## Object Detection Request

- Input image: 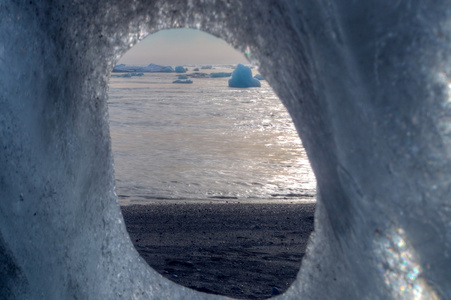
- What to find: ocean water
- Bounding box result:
[108,66,316,205]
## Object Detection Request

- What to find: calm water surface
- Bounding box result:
[108,66,316,204]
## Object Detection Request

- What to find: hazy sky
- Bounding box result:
[118,28,248,65]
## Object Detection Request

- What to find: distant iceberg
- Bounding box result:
[193,68,200,71]
[112,64,130,72]
[254,74,264,80]
[172,79,193,84]
[175,66,187,73]
[112,63,174,73]
[111,72,144,78]
[201,65,212,69]
[210,72,232,78]
[158,66,175,73]
[228,64,261,88]
[177,75,188,79]
[139,64,174,72]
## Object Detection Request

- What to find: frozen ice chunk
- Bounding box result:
[210,72,232,78]
[254,74,264,80]
[193,68,199,71]
[177,75,188,79]
[175,66,187,73]
[159,66,175,72]
[228,64,261,88]
[172,79,193,84]
[4,1,451,300]
[142,64,174,72]
[112,64,129,72]
[201,65,212,69]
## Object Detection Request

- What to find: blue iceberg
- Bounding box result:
[175,66,187,73]
[177,75,188,79]
[254,74,264,80]
[112,64,128,72]
[228,64,261,88]
[160,66,175,72]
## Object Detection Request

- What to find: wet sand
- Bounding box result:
[121,202,315,299]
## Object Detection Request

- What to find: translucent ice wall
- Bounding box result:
[1,1,450,299]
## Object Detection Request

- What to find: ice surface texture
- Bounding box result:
[0,1,450,299]
[228,64,261,87]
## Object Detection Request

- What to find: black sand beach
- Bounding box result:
[121,202,315,299]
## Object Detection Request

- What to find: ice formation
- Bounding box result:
[175,66,187,73]
[177,75,189,79]
[254,74,264,80]
[0,1,450,300]
[228,64,261,88]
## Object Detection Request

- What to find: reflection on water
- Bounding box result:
[108,67,316,204]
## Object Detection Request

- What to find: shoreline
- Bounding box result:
[121,202,315,299]
[118,197,316,206]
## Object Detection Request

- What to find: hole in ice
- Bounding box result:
[108,28,316,299]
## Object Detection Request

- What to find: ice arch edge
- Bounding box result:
[0,1,450,299]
